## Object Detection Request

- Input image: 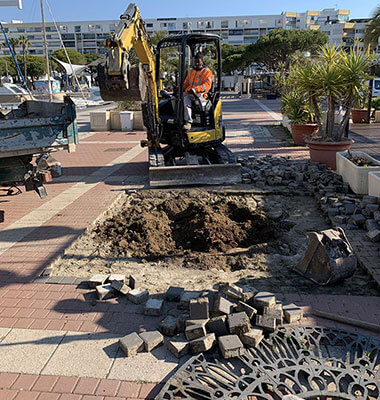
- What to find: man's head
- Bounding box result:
[193,52,204,71]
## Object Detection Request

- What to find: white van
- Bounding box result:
[373,78,380,98]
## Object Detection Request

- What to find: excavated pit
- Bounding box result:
[49,189,380,296]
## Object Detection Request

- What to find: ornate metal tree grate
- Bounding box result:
[157,326,380,400]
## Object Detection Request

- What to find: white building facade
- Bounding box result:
[0,8,377,57]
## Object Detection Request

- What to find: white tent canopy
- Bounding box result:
[52,58,88,77]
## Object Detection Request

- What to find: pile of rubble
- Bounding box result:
[89,275,303,359]
[239,155,380,244]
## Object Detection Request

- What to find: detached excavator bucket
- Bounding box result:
[149,164,241,187]
[98,63,147,102]
[294,228,357,285]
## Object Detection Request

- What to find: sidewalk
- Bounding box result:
[0,98,379,399]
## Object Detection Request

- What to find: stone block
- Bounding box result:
[367,229,380,242]
[89,274,108,289]
[185,324,207,340]
[165,286,184,302]
[139,331,164,352]
[351,214,366,227]
[144,298,164,316]
[263,306,283,324]
[228,312,250,335]
[185,319,208,327]
[344,203,356,215]
[327,208,338,217]
[190,333,216,354]
[363,195,378,204]
[236,301,257,320]
[96,284,115,300]
[119,332,144,357]
[366,204,379,213]
[241,328,264,347]
[127,289,149,304]
[213,295,234,316]
[219,283,244,301]
[167,335,190,358]
[283,303,303,323]
[256,315,276,333]
[334,215,346,224]
[218,335,244,358]
[206,316,228,337]
[179,291,201,310]
[374,211,380,222]
[366,219,380,232]
[129,275,138,290]
[190,297,209,320]
[159,315,177,337]
[111,280,130,295]
[253,292,276,309]
[176,313,189,333]
[108,274,125,284]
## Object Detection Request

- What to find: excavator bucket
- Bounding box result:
[294,228,357,285]
[149,163,241,187]
[97,63,147,102]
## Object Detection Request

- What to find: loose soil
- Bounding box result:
[49,189,380,296]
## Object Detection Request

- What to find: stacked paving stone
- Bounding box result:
[239,155,380,247]
[88,276,304,359]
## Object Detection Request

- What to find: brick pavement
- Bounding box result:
[0,98,379,399]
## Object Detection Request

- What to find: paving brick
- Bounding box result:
[165,286,184,302]
[111,281,130,295]
[73,378,100,395]
[127,289,149,304]
[367,229,380,242]
[96,284,115,300]
[218,335,244,358]
[283,303,303,323]
[185,323,207,340]
[256,314,276,332]
[253,292,276,309]
[139,331,164,352]
[129,275,138,290]
[0,373,19,389]
[59,395,82,400]
[213,295,234,316]
[241,328,264,347]
[263,306,283,324]
[11,375,38,391]
[185,319,208,327]
[13,391,39,400]
[189,297,209,319]
[108,274,126,284]
[119,332,144,357]
[176,313,189,333]
[52,377,79,394]
[228,312,250,334]
[36,393,60,400]
[167,336,190,358]
[95,379,120,396]
[219,283,244,301]
[117,381,141,398]
[88,274,108,289]
[31,375,58,392]
[144,298,163,316]
[206,316,228,337]
[179,291,201,310]
[159,315,177,336]
[0,389,18,400]
[190,333,216,354]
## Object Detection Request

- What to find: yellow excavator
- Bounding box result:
[98,3,241,186]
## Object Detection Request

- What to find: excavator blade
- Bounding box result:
[149,164,241,187]
[98,64,147,102]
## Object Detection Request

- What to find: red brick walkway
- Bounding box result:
[0,99,379,399]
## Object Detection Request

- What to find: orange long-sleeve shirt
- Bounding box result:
[184,66,213,98]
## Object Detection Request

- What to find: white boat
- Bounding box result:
[0,82,31,110]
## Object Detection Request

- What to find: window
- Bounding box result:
[63,41,76,48]
[109,23,116,32]
[244,29,258,35]
[168,22,176,30]
[95,25,102,30]
[160,22,167,29]
[236,19,251,28]
[183,22,190,30]
[16,27,25,32]
[355,29,364,33]
[221,20,228,28]
[88,24,95,32]
[146,23,153,28]
[83,33,96,39]
[259,19,267,24]
[59,25,67,31]
[75,25,81,32]
[374,80,380,90]
[229,29,243,35]
[338,15,349,22]
[26,27,42,32]
[61,33,75,40]
[221,31,228,39]
[244,37,258,44]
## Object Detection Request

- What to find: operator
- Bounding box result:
[183,52,213,130]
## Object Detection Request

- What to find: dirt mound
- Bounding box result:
[93,191,276,260]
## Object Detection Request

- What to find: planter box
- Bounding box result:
[336,151,380,194]
[90,111,110,131]
[110,111,121,130]
[375,110,380,123]
[369,171,380,198]
[133,110,145,130]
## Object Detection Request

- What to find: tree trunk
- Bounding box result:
[326,95,335,139]
[311,95,322,133]
[338,106,352,141]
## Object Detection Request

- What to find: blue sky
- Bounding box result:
[0,0,377,23]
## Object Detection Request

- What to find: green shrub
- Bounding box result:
[372,97,380,111]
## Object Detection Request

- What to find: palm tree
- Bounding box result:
[18,35,32,82]
[364,5,380,49]
[7,37,19,55]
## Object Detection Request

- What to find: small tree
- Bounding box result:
[18,34,32,83]
[26,56,47,83]
[221,44,246,74]
[51,48,86,66]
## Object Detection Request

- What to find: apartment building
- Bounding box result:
[0,8,376,57]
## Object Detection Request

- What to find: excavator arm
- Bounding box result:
[98,3,161,146]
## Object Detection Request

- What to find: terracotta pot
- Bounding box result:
[305,139,353,170]
[290,124,318,145]
[351,109,369,123]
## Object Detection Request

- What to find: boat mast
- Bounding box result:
[40,0,53,101]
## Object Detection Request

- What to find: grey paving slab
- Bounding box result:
[42,331,121,378]
[0,329,64,374]
[0,328,11,341]
[108,340,190,382]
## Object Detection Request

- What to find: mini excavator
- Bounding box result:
[98,3,241,186]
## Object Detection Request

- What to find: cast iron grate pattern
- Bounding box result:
[157,326,380,400]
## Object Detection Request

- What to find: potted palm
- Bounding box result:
[289,45,374,170]
[281,90,318,145]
